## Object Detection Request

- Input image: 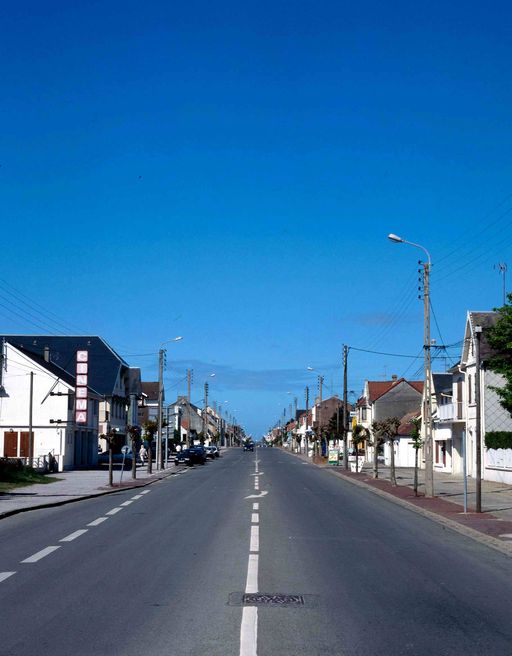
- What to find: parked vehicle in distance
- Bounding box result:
[243,441,254,452]
[205,445,220,459]
[97,450,133,469]
[175,447,207,466]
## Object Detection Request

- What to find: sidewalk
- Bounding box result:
[292,450,512,556]
[0,463,181,519]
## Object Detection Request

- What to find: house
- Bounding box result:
[138,382,160,426]
[169,396,203,442]
[0,341,100,470]
[0,335,142,455]
[357,376,423,460]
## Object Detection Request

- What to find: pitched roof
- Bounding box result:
[468,311,499,362]
[9,343,101,396]
[141,381,159,400]
[367,378,423,403]
[397,410,421,436]
[1,335,128,396]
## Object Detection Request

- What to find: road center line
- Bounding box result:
[120,500,134,506]
[250,525,259,552]
[0,572,16,583]
[252,503,259,510]
[21,546,61,563]
[251,513,259,524]
[131,494,143,499]
[87,517,108,527]
[245,554,259,593]
[105,507,123,515]
[60,529,88,542]
[140,490,151,495]
[240,607,258,656]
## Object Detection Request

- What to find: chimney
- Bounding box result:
[44,346,50,362]
[391,374,398,381]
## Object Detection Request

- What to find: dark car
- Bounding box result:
[243,442,254,452]
[97,450,133,469]
[174,447,207,466]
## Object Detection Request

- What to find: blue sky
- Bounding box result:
[1,0,512,436]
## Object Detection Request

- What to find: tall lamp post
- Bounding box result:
[157,336,183,470]
[307,367,324,457]
[388,233,434,497]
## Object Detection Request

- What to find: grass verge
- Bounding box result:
[0,468,61,493]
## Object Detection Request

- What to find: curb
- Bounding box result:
[282,448,512,558]
[0,466,187,521]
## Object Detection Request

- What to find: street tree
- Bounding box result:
[410,417,423,496]
[126,424,141,480]
[99,428,119,487]
[351,424,369,473]
[486,293,512,418]
[371,418,401,483]
[142,420,158,474]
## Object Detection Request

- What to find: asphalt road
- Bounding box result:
[1,448,512,656]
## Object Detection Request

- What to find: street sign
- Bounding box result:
[121,446,130,455]
[328,448,339,466]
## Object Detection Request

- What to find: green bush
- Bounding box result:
[484,431,512,450]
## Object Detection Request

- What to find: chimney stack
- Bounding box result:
[44,346,50,362]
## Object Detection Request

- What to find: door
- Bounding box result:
[3,431,18,457]
[20,432,33,458]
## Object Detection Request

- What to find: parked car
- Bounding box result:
[205,445,220,459]
[174,447,207,466]
[98,450,133,469]
[243,441,254,452]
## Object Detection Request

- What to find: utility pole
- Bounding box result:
[203,381,209,442]
[318,375,324,457]
[28,371,34,468]
[305,386,309,456]
[187,369,192,447]
[475,325,482,513]
[423,258,434,498]
[342,345,348,470]
[157,348,164,470]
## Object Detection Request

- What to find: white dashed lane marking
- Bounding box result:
[120,500,134,507]
[87,517,109,527]
[105,507,123,516]
[22,546,61,563]
[251,513,259,524]
[0,572,16,583]
[253,503,259,510]
[60,529,88,543]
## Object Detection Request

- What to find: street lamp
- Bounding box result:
[157,336,183,470]
[388,233,434,497]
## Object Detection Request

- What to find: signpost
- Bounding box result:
[328,447,339,466]
[119,445,129,484]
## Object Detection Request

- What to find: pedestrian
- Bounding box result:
[139,444,147,466]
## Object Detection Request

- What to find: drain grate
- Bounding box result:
[242,593,305,607]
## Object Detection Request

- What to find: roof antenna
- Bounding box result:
[494,262,507,305]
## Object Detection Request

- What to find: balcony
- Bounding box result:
[437,402,464,422]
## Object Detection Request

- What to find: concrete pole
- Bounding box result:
[187,369,192,447]
[305,386,309,455]
[423,260,434,497]
[475,325,482,512]
[343,345,348,470]
[157,349,164,470]
[28,371,34,468]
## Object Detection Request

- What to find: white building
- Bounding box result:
[0,342,100,471]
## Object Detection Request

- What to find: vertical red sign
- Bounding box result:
[75,350,88,424]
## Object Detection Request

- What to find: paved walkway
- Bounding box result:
[0,463,181,519]
[290,450,512,555]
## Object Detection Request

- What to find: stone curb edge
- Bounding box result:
[282,448,512,558]
[0,466,186,521]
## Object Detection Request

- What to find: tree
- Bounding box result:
[486,293,512,418]
[410,417,423,496]
[99,428,119,487]
[351,424,369,473]
[371,418,400,483]
[126,425,141,480]
[142,420,158,474]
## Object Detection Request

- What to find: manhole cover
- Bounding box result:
[243,593,305,607]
